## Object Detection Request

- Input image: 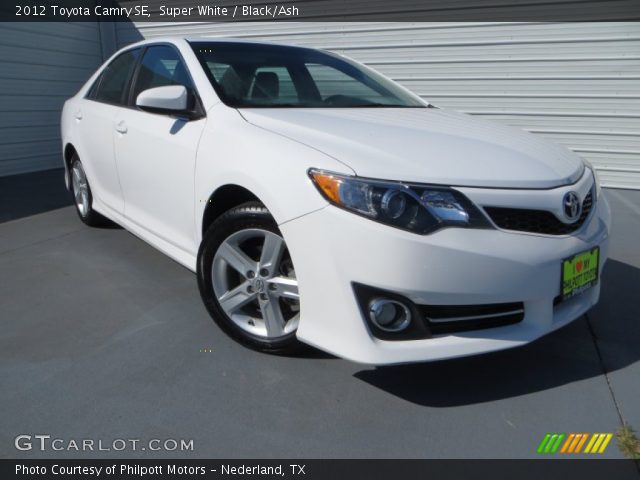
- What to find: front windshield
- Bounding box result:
[190,41,426,108]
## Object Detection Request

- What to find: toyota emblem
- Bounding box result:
[563,191,581,222]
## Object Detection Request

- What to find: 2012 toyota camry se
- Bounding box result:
[60,37,611,364]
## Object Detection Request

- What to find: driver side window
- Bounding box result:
[131,46,194,102]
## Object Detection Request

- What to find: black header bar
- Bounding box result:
[3,459,640,480]
[3,0,640,22]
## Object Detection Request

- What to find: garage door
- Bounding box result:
[0,22,103,176]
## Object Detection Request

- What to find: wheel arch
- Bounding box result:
[63,143,78,189]
[201,184,262,237]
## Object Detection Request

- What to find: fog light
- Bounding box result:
[368,298,412,332]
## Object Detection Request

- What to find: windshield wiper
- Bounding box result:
[242,103,307,108]
[340,103,425,108]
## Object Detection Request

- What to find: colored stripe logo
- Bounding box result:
[537,433,613,454]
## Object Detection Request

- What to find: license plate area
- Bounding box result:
[561,247,600,301]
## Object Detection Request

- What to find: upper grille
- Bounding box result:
[484,190,594,235]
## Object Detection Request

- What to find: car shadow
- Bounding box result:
[92,218,122,229]
[353,259,639,406]
[0,168,122,229]
[0,169,72,223]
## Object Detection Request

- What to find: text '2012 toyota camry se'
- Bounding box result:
[61,37,611,365]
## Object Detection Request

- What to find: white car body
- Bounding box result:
[61,37,611,365]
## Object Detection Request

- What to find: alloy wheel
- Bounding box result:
[71,162,90,217]
[211,228,300,339]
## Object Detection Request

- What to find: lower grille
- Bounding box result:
[484,190,593,235]
[420,302,524,334]
[353,283,525,339]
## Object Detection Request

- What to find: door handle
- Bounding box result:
[74,110,83,120]
[115,121,127,134]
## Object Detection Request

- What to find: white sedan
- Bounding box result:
[61,37,610,364]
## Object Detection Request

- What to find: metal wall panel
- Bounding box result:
[116,21,640,189]
[0,22,103,176]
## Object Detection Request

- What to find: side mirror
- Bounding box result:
[136,85,193,117]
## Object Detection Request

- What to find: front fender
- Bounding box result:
[194,104,354,245]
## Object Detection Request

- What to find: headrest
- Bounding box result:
[252,72,279,99]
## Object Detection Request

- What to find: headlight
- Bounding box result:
[583,159,602,200]
[309,169,492,234]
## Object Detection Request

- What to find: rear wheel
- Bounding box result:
[197,202,303,354]
[70,155,108,227]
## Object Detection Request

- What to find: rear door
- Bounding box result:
[75,48,140,215]
[113,44,207,254]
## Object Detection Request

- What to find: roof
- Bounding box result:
[126,36,310,49]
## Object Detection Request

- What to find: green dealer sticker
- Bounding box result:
[561,247,599,300]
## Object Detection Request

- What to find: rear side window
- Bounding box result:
[131,45,194,101]
[92,49,140,105]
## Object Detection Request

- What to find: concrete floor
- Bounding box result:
[1,180,639,460]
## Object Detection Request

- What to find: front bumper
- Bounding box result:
[280,191,611,365]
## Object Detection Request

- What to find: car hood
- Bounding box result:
[240,107,584,189]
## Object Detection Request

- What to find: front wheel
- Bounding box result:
[197,202,304,354]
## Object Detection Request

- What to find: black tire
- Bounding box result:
[69,154,110,227]
[197,201,304,354]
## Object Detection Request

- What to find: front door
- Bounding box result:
[114,45,206,255]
